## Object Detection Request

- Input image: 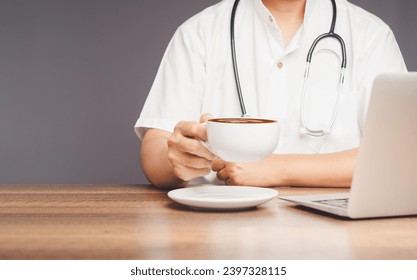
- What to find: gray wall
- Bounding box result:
[1,0,416,184]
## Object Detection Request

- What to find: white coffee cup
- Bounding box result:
[203,117,280,162]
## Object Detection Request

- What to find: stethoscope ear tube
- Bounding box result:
[300,65,346,137]
[230,0,347,136]
[300,0,347,137]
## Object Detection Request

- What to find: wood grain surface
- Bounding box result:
[0,184,416,260]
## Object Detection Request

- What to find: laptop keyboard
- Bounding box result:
[313,198,349,208]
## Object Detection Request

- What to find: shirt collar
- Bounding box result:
[255,0,314,25]
[254,0,314,51]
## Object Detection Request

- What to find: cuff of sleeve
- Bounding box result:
[134,118,178,140]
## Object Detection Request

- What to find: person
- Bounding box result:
[135,0,407,188]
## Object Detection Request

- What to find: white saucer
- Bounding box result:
[167,184,278,210]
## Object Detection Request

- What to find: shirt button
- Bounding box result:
[277,61,284,69]
[269,15,274,23]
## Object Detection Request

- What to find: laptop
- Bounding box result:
[279,72,417,219]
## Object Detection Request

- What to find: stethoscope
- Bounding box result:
[231,0,347,137]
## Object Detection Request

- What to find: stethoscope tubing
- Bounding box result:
[230,0,347,136]
[230,0,246,116]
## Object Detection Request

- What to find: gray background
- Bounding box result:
[1,0,416,184]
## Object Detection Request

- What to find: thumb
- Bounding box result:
[199,113,214,123]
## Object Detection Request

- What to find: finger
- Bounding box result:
[200,113,214,123]
[172,163,212,182]
[211,157,226,172]
[216,168,229,181]
[176,121,207,141]
[169,147,213,169]
[172,135,216,161]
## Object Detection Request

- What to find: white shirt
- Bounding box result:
[135,0,406,183]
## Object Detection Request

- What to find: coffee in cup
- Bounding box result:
[203,117,280,162]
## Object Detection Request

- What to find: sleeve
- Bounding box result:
[356,23,407,132]
[134,26,207,140]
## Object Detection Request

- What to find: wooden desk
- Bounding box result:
[0,184,416,260]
